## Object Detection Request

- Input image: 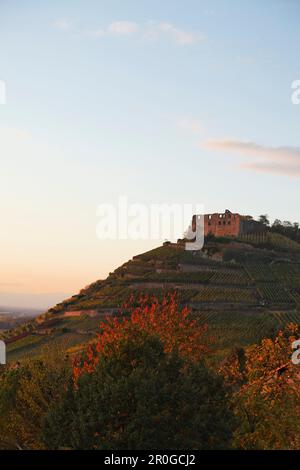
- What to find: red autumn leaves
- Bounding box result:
[73,293,209,384]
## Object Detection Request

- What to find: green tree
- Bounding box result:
[258,214,270,226]
[0,366,24,449]
[0,348,71,449]
[44,332,235,450]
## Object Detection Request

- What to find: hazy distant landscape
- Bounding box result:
[0,307,41,331]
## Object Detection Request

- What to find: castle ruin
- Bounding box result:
[192,209,265,238]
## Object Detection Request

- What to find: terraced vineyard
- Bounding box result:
[240,231,300,252]
[244,262,277,282]
[6,314,103,362]
[45,247,300,313]
[5,236,300,364]
[256,283,294,304]
[209,269,250,285]
[268,232,300,252]
[127,287,199,304]
[196,309,280,353]
[271,263,300,288]
[142,271,213,283]
[290,289,300,305]
[141,269,250,285]
[192,286,257,303]
[271,309,300,326]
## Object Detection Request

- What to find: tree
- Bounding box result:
[270,218,300,244]
[0,347,71,450]
[258,214,270,226]
[73,293,210,383]
[220,324,300,449]
[0,366,23,449]
[283,220,293,228]
[44,333,235,450]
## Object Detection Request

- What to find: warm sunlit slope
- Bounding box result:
[3,232,300,363]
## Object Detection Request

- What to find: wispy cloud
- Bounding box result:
[242,162,300,176]
[87,21,139,38]
[204,139,300,177]
[107,21,139,35]
[53,18,204,45]
[153,22,204,45]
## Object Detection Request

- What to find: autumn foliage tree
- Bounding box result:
[73,293,209,383]
[44,334,234,450]
[220,323,300,449]
[43,295,234,450]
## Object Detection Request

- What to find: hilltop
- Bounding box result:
[3,223,300,363]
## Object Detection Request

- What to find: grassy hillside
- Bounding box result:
[3,233,300,363]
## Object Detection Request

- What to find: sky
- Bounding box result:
[0,0,300,309]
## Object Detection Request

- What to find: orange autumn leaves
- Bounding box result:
[219,323,300,449]
[220,323,300,391]
[73,293,209,383]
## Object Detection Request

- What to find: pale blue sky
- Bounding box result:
[0,0,300,308]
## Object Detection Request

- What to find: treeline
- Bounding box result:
[259,214,300,243]
[271,219,300,243]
